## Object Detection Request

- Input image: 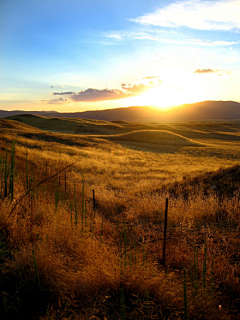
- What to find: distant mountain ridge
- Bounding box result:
[1,101,240,121]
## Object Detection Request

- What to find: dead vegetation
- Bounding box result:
[0,117,240,319]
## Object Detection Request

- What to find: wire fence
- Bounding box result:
[87,192,240,264]
[2,156,239,265]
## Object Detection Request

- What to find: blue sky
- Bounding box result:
[1,0,240,112]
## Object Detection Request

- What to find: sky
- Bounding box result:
[1,0,240,112]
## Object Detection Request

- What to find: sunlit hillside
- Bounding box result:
[0,116,240,319]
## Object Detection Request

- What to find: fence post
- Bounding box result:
[93,189,96,211]
[64,171,67,197]
[162,197,168,265]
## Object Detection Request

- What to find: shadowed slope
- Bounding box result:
[167,164,240,198]
[6,114,128,135]
[106,130,202,146]
[0,119,115,149]
[0,119,42,132]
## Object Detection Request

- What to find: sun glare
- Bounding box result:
[127,73,209,109]
[140,87,188,109]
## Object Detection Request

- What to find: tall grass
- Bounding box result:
[0,120,240,319]
[0,141,16,200]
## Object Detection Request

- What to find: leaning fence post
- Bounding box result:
[162,197,168,265]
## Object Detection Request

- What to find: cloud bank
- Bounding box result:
[52,84,152,102]
[131,0,240,31]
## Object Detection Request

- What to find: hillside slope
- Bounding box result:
[6,114,131,135]
[106,130,201,146]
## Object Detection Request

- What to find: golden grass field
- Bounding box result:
[0,115,240,319]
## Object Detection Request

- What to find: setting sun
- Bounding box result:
[139,86,197,109]
[126,73,208,109]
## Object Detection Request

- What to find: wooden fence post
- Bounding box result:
[162,197,168,265]
[64,171,67,197]
[93,189,96,211]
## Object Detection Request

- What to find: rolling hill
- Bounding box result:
[106,130,201,146]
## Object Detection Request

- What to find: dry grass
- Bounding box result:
[0,117,240,319]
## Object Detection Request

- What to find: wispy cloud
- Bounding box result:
[194,69,215,74]
[131,0,240,32]
[104,4,240,52]
[42,98,66,104]
[143,76,160,79]
[105,29,238,47]
[52,91,75,95]
[194,69,232,76]
[52,84,154,103]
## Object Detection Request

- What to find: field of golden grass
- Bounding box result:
[0,115,240,319]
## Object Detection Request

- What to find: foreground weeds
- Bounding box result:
[0,128,239,319]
